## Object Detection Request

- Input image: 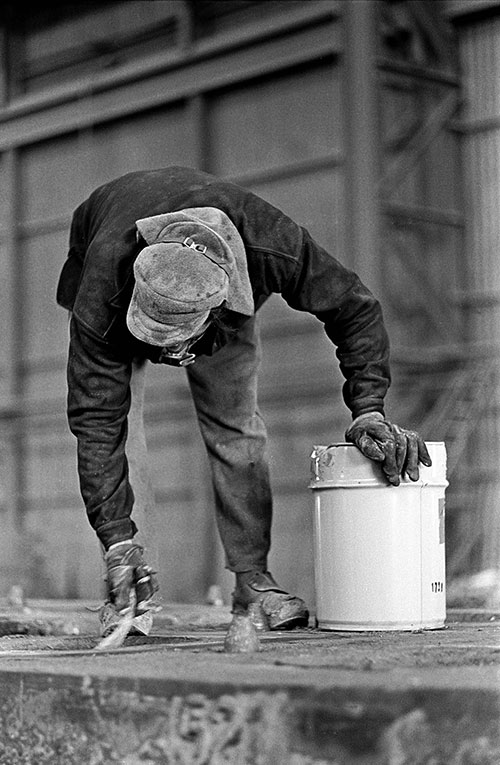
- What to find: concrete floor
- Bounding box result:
[0,601,498,764]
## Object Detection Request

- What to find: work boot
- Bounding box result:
[232,571,309,630]
[98,601,153,638]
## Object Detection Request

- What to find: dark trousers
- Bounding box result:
[186,315,272,573]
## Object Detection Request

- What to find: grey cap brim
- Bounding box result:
[126,289,210,347]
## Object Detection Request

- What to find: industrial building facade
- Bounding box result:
[0,0,497,608]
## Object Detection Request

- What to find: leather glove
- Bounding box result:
[104,540,159,615]
[345,412,432,486]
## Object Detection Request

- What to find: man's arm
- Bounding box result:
[318,274,390,419]
[67,316,137,548]
[279,227,390,417]
[67,317,159,615]
[279,226,431,482]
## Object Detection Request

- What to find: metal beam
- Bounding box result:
[0,0,338,118]
[0,22,339,150]
[456,115,500,135]
[2,149,21,410]
[342,0,381,292]
[379,57,460,87]
[444,0,500,19]
[384,200,464,227]
[379,90,460,198]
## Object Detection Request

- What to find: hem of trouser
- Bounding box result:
[97,519,138,550]
[227,565,267,574]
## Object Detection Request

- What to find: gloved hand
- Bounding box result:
[104,540,158,615]
[345,412,432,486]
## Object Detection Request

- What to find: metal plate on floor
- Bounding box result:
[0,629,324,656]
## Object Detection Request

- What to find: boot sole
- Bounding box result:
[268,613,310,630]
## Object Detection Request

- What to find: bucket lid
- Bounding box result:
[309,442,447,488]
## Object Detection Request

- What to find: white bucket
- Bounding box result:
[309,442,447,631]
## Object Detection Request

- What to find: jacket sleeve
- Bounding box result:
[67,316,137,548]
[281,227,391,418]
[56,202,88,311]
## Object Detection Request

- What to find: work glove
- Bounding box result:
[104,540,159,615]
[345,412,432,486]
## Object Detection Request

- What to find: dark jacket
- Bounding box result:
[57,166,391,546]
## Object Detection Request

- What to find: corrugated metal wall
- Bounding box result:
[453,7,500,572]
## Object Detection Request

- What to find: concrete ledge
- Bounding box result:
[0,663,498,764]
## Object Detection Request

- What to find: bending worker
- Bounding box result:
[56,166,431,633]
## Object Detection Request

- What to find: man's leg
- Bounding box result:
[186,317,309,629]
[186,316,271,573]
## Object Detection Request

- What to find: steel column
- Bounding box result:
[342,0,381,294]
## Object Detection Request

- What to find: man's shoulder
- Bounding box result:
[89,166,213,196]
[77,166,229,219]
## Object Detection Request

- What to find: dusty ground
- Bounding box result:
[0,600,498,677]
